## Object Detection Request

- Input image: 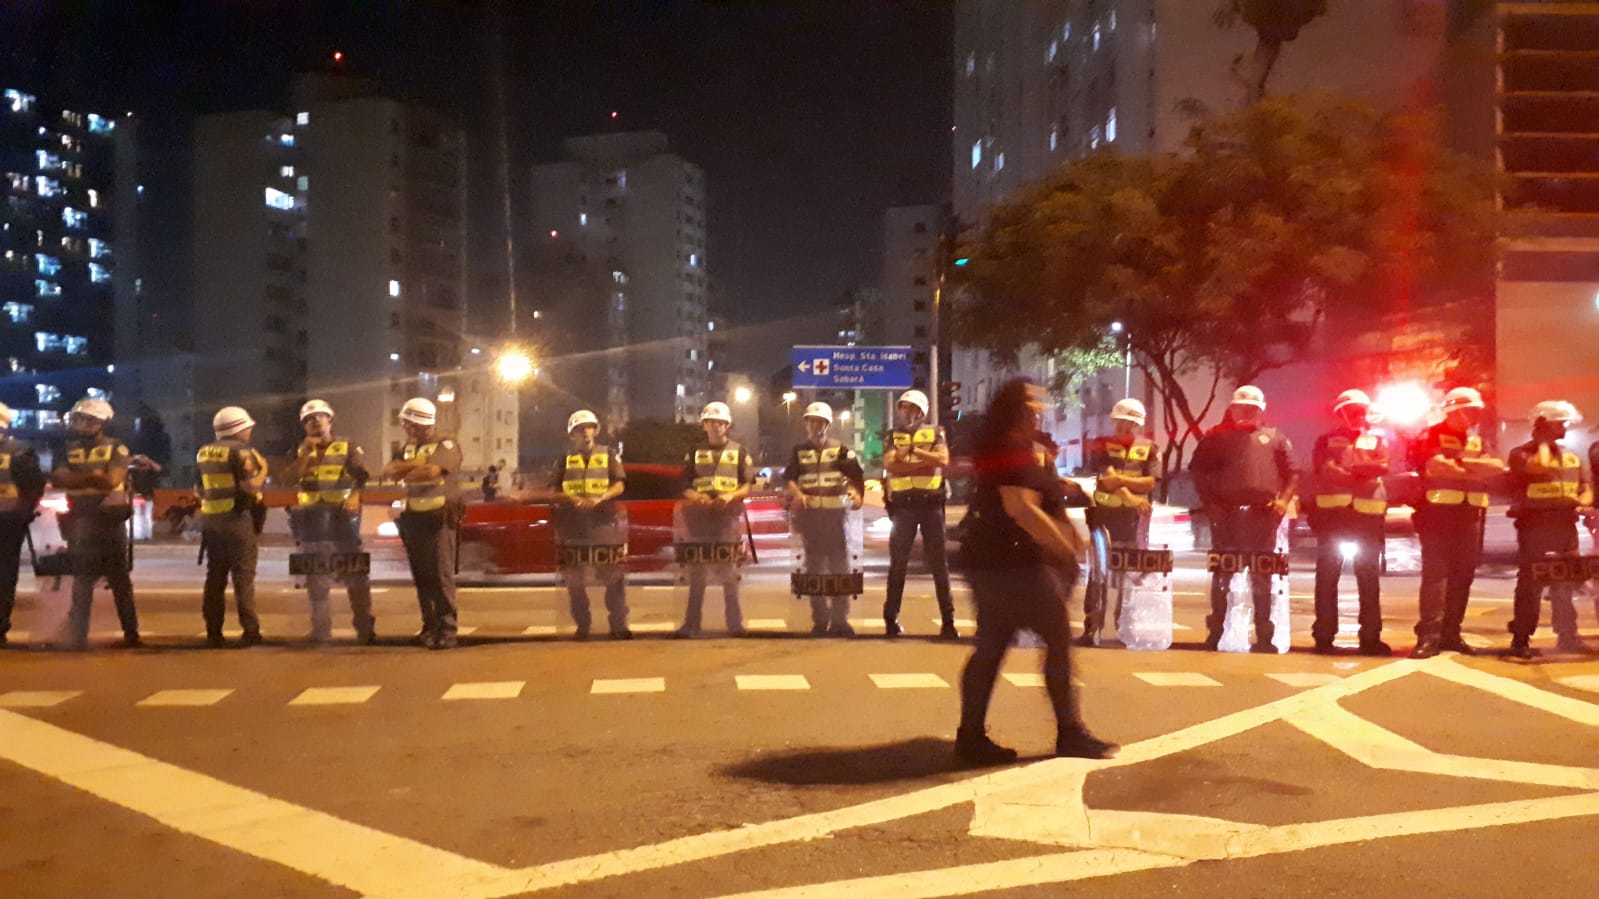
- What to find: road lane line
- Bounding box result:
[744,618,789,631]
[1559,675,1599,694]
[442,681,525,701]
[1132,672,1221,687]
[735,675,810,691]
[868,673,949,689]
[522,625,559,636]
[590,678,665,694]
[1424,658,1599,726]
[0,690,82,708]
[288,686,380,706]
[137,689,233,707]
[1266,673,1344,688]
[1002,673,1045,688]
[0,708,511,898]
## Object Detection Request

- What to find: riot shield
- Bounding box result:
[790,504,864,606]
[555,502,630,592]
[1113,543,1174,650]
[673,500,748,633]
[1215,516,1292,654]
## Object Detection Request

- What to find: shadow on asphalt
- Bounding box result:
[721,737,967,785]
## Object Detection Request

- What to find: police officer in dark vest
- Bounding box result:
[1080,397,1159,645]
[1188,385,1298,652]
[883,388,957,639]
[1408,387,1506,659]
[1309,389,1392,656]
[52,397,139,649]
[280,398,374,645]
[674,401,754,637]
[1505,400,1593,658]
[197,406,267,648]
[0,402,46,647]
[382,397,463,650]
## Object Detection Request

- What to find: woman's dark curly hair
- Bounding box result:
[976,377,1037,454]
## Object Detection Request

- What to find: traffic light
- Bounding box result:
[939,381,962,411]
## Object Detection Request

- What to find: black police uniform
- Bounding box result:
[1409,422,1497,654]
[1308,424,1390,651]
[0,434,45,645]
[1506,437,1589,654]
[59,433,138,647]
[196,436,264,645]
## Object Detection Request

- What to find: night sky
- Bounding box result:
[0,1,953,377]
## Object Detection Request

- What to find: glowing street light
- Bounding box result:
[733,385,753,404]
[1372,382,1431,428]
[782,391,797,406]
[495,347,536,385]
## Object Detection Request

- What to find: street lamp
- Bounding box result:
[494,346,536,385]
[1109,321,1130,396]
[734,385,753,404]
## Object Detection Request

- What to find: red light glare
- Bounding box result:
[610,111,619,120]
[332,51,345,63]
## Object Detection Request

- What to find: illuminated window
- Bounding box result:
[279,133,295,146]
[6,172,26,191]
[34,332,63,352]
[1050,125,1059,151]
[1089,125,1101,150]
[1063,22,1072,41]
[65,335,88,355]
[264,187,295,211]
[971,140,982,169]
[62,207,87,229]
[35,254,60,276]
[296,111,310,126]
[389,279,401,298]
[1106,107,1117,143]
[280,165,295,178]
[995,152,1005,172]
[389,352,400,362]
[579,212,588,226]
[85,387,108,400]
[3,302,32,323]
[965,52,974,77]
[87,114,114,135]
[676,384,685,398]
[1047,40,1058,64]
[4,89,35,113]
[1108,9,1116,32]
[88,238,110,259]
[34,384,58,404]
[688,253,698,267]
[35,176,60,197]
[35,279,60,299]
[297,175,308,191]
[1093,22,1101,51]
[35,150,61,172]
[89,262,110,283]
[87,189,100,208]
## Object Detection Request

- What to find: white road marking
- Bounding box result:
[523,625,559,636]
[1425,658,1599,726]
[1133,672,1222,687]
[1558,675,1599,695]
[590,678,665,695]
[137,689,233,707]
[735,675,810,691]
[288,686,380,706]
[1002,673,1045,688]
[442,681,525,701]
[928,618,978,629]
[630,621,678,633]
[1267,673,1345,688]
[0,690,82,708]
[868,673,949,689]
[456,626,479,636]
[744,618,789,630]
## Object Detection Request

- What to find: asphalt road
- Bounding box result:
[1,544,1597,898]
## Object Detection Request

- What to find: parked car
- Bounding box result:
[458,463,789,576]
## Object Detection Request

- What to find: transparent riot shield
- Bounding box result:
[672,500,749,634]
[790,502,864,633]
[554,502,630,594]
[1113,544,1174,650]
[1215,516,1292,654]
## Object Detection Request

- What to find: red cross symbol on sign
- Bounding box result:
[813,358,829,376]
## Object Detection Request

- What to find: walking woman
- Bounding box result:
[956,378,1118,765]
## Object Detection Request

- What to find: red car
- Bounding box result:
[458,463,788,575]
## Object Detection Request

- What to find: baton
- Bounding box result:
[743,506,759,565]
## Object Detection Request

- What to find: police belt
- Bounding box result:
[791,571,864,596]
[288,552,371,576]
[1107,547,1173,573]
[1206,551,1291,576]
[1520,555,1599,584]
[674,542,748,565]
[557,544,629,568]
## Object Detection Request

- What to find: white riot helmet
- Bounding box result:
[1230,385,1266,410]
[1530,400,1581,426]
[70,397,114,422]
[897,389,930,416]
[1333,389,1372,414]
[399,397,436,426]
[700,402,732,424]
[1109,397,1147,427]
[1441,386,1485,413]
[567,409,600,433]
[802,402,833,423]
[299,399,335,421]
[0,402,13,428]
[212,406,255,438]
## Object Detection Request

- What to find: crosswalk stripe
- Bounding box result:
[631,622,678,634]
[929,618,978,629]
[1002,673,1045,688]
[735,675,811,691]
[523,625,559,636]
[0,690,82,708]
[1557,675,1599,695]
[745,618,789,631]
[456,626,479,636]
[868,673,949,689]
[288,686,380,706]
[441,681,524,701]
[590,677,665,695]
[1133,672,1222,687]
[1268,673,1346,688]
[137,689,233,707]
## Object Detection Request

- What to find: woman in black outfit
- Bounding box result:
[956,378,1118,765]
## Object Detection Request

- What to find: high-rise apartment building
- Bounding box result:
[192,74,511,468]
[528,132,709,445]
[0,84,135,438]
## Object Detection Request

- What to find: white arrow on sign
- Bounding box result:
[798,361,810,373]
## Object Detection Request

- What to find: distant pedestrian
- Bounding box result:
[955,378,1116,766]
[482,465,500,501]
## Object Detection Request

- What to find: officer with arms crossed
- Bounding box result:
[674,401,754,638]
[52,397,140,650]
[1079,397,1159,646]
[196,407,268,647]
[1188,385,1298,653]
[1504,400,1594,658]
[883,388,958,639]
[784,402,866,636]
[280,399,375,645]
[533,410,630,640]
[0,402,46,647]
[1309,389,1392,656]
[1408,387,1506,659]
[382,397,463,650]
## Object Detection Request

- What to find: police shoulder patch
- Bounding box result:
[439,439,456,450]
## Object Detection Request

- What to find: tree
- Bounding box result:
[616,419,703,464]
[1214,0,1329,104]
[952,93,1498,474]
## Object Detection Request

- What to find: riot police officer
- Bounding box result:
[538,409,630,640]
[1188,385,1297,652]
[1409,387,1506,659]
[1080,397,1159,646]
[382,397,462,650]
[280,399,375,645]
[0,402,46,647]
[1309,389,1392,656]
[1505,401,1593,658]
[52,397,140,649]
[784,402,866,636]
[883,388,957,639]
[196,407,267,647]
[674,401,754,638]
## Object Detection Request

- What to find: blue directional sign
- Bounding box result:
[791,345,914,390]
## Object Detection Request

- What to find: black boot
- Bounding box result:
[1504,637,1535,660]
[884,619,902,638]
[1056,726,1118,759]
[1409,637,1441,660]
[1357,639,1392,657]
[938,617,959,640]
[1438,636,1476,656]
[955,727,1018,766]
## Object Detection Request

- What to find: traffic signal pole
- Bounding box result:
[929,238,943,428]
